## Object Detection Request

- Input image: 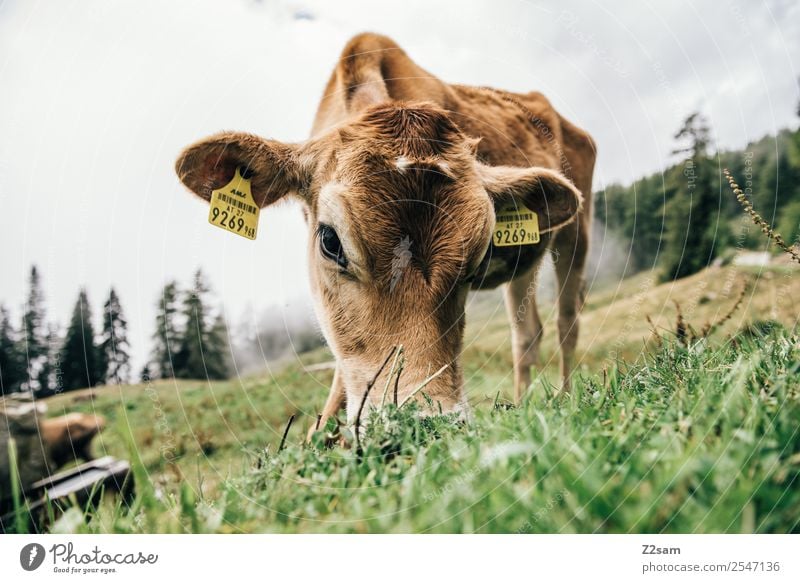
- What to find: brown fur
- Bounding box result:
[40,413,105,469]
[175,33,596,433]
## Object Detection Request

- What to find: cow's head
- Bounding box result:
[176,102,581,419]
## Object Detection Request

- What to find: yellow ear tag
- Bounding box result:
[208,167,259,240]
[493,202,540,247]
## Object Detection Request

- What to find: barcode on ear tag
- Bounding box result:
[208,167,260,240]
[493,202,540,246]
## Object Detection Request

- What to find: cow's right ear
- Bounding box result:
[175,131,312,208]
[477,163,583,233]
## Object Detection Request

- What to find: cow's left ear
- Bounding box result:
[175,131,313,208]
[477,163,583,233]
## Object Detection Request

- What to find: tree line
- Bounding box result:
[144,269,231,384]
[0,267,231,397]
[596,106,800,281]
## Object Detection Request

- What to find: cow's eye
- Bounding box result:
[318,224,347,268]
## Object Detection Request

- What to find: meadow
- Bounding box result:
[28,263,800,533]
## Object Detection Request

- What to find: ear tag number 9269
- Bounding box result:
[208,167,260,240]
[493,201,540,247]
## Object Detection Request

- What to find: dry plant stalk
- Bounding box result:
[674,300,688,347]
[167,460,184,482]
[278,415,295,452]
[393,360,404,406]
[700,281,748,338]
[399,364,450,408]
[646,314,663,348]
[380,345,404,406]
[724,169,800,264]
[354,346,397,455]
[666,281,748,347]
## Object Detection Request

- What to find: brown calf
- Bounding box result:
[176,33,596,432]
[40,413,106,469]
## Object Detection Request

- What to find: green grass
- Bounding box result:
[12,265,799,533]
[31,325,800,534]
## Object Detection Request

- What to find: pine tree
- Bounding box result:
[36,323,62,397]
[174,270,211,379]
[60,289,99,392]
[204,313,231,380]
[151,281,180,379]
[97,288,131,385]
[661,113,721,281]
[628,174,669,271]
[20,265,47,392]
[139,364,152,384]
[0,305,24,395]
[777,199,800,247]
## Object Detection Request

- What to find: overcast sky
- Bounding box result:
[1,0,798,372]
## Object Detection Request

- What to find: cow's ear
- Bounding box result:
[478,163,583,233]
[175,131,312,208]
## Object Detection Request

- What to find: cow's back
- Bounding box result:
[312,34,594,178]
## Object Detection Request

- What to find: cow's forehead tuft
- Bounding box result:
[343,102,466,159]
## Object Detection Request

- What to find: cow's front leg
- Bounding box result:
[504,265,543,403]
[553,217,589,393]
[307,366,346,441]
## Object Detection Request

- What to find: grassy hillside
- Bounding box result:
[27,264,800,533]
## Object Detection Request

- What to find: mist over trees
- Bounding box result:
[231,301,324,375]
[596,107,800,279]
